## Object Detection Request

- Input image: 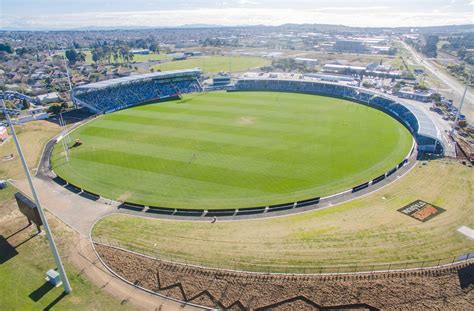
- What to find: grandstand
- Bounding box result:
[72,69,202,113]
[232,78,444,155]
[70,70,443,155]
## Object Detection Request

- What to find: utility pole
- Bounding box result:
[454,71,471,124]
[62,54,75,109]
[454,84,468,124]
[1,99,72,294]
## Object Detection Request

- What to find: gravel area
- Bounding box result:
[96,244,474,310]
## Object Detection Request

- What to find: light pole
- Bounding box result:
[62,54,75,109]
[1,98,72,293]
[454,71,471,124]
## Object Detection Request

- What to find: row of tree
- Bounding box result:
[91,44,135,64]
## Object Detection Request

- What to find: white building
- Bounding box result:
[130,49,150,55]
[294,58,320,66]
[36,92,60,104]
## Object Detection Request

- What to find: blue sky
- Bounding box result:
[1,0,473,29]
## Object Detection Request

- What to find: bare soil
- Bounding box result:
[96,244,474,310]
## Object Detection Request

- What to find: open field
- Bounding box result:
[0,185,134,310]
[152,55,271,73]
[0,121,61,180]
[93,160,474,272]
[51,91,412,209]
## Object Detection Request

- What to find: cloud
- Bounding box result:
[1,7,473,29]
[239,0,260,5]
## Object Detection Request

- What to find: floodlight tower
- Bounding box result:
[62,54,75,108]
[1,98,72,294]
[454,71,471,124]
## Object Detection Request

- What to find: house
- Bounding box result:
[130,49,150,55]
[117,67,131,77]
[36,92,60,104]
[294,58,320,66]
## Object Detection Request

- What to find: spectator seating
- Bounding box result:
[72,69,202,113]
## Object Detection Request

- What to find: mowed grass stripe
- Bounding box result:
[137,99,354,124]
[75,124,323,162]
[69,135,315,178]
[52,91,413,209]
[72,149,306,193]
[78,122,397,172]
[79,122,317,151]
[138,92,349,116]
[111,109,328,137]
[56,158,271,206]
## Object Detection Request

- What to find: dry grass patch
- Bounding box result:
[0,121,60,179]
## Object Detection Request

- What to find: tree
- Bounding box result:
[15,47,29,56]
[92,50,100,63]
[65,49,79,64]
[21,99,30,110]
[421,35,439,58]
[0,43,13,54]
[76,51,86,63]
[149,42,159,53]
[430,93,442,103]
[458,120,467,128]
[47,104,63,115]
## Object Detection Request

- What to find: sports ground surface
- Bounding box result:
[52,91,413,209]
[93,160,474,273]
[152,55,271,73]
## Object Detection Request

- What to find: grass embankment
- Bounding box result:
[93,160,473,273]
[0,121,60,180]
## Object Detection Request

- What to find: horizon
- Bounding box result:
[1,0,474,30]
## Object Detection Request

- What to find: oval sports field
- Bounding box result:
[51,91,413,209]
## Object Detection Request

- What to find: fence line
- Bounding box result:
[92,236,473,275]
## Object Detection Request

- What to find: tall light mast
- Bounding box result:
[1,98,72,294]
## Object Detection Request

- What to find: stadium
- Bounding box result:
[20,69,472,309]
[50,69,442,214]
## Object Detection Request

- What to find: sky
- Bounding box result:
[0,0,473,30]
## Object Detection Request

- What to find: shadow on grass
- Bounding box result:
[0,235,19,264]
[44,291,67,310]
[29,281,55,302]
[29,281,68,310]
[13,231,40,249]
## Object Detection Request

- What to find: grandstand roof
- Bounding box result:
[75,69,201,90]
[399,100,440,140]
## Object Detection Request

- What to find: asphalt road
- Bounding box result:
[399,40,473,121]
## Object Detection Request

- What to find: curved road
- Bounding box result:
[399,40,473,121]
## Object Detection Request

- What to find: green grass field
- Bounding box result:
[52,91,412,209]
[152,55,271,73]
[92,160,474,273]
[0,186,134,310]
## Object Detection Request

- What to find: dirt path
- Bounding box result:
[10,177,114,236]
[68,235,202,310]
[8,178,204,310]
